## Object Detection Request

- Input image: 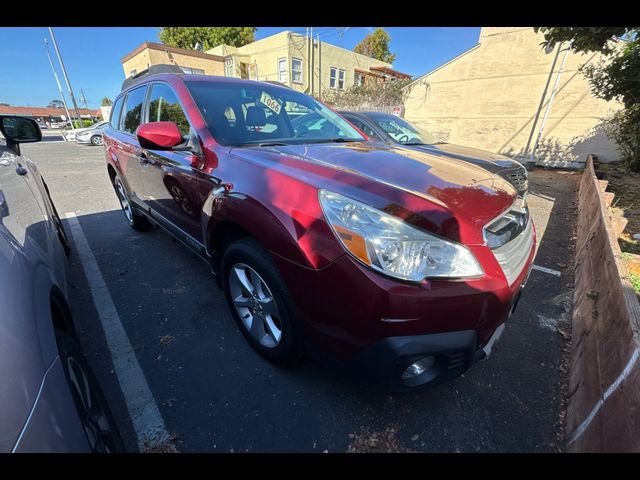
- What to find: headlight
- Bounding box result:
[318,190,484,282]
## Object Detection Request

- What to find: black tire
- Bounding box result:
[91,135,103,146]
[55,329,125,453]
[221,237,303,365]
[112,174,152,231]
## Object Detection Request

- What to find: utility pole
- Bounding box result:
[310,27,315,96]
[48,27,83,127]
[317,33,322,101]
[528,43,571,167]
[80,88,89,109]
[44,37,73,139]
[523,43,562,169]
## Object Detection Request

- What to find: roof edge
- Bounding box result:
[403,43,480,90]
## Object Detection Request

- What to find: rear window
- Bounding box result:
[122,85,147,134]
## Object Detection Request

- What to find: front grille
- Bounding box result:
[445,351,467,371]
[492,218,534,286]
[503,168,528,193]
[484,198,534,286]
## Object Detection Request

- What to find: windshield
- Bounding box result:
[185,80,365,147]
[370,114,440,145]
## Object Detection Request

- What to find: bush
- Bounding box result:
[604,104,640,171]
[70,120,94,128]
[321,79,412,109]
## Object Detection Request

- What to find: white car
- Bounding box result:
[65,121,108,141]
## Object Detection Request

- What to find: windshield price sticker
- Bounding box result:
[260,92,282,115]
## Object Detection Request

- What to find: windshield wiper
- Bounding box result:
[403,142,428,146]
[254,142,288,147]
[311,138,358,144]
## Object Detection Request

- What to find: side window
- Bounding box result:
[122,85,147,134]
[110,96,124,130]
[147,83,190,137]
[346,117,378,138]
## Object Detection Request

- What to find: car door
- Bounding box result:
[115,85,148,207]
[137,82,209,247]
[0,142,56,452]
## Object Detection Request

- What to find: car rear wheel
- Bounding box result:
[55,329,125,452]
[221,237,303,365]
[91,135,103,146]
[112,174,151,231]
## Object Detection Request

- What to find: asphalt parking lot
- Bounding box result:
[23,131,578,452]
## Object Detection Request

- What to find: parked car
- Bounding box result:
[338,111,529,196]
[0,115,123,452]
[75,121,108,146]
[65,121,108,142]
[103,65,536,390]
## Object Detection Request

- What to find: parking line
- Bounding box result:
[532,264,562,277]
[64,211,169,451]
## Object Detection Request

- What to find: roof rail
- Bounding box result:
[121,64,184,91]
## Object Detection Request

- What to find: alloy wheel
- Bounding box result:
[65,356,117,452]
[114,178,133,224]
[228,263,283,348]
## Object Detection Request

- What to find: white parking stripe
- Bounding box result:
[64,212,169,451]
[532,264,562,277]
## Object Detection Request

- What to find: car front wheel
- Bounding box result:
[221,237,303,365]
[91,135,103,146]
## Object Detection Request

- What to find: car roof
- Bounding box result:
[121,72,295,98]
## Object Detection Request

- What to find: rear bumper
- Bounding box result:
[12,357,90,452]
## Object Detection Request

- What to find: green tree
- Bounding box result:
[48,99,64,109]
[158,27,256,51]
[101,97,112,106]
[354,28,396,63]
[0,102,9,106]
[535,27,640,169]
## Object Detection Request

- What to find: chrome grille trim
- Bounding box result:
[502,168,528,193]
[483,197,530,248]
[492,218,534,286]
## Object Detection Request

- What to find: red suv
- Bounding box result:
[103,65,536,389]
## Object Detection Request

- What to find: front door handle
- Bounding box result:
[15,164,28,176]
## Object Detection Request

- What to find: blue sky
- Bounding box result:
[0,27,481,109]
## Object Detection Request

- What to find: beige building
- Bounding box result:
[404,27,622,167]
[206,30,411,97]
[121,42,226,78]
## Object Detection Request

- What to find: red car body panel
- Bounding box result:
[103,73,536,370]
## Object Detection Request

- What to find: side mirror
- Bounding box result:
[0,115,41,154]
[136,121,183,150]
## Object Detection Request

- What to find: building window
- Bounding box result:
[292,58,303,84]
[338,69,345,90]
[354,72,364,87]
[225,57,235,77]
[278,58,288,83]
[330,67,337,89]
[179,66,205,75]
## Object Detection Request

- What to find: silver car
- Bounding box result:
[74,121,108,146]
[0,115,123,452]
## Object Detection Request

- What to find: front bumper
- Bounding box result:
[272,222,536,388]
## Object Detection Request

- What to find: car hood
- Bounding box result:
[230,142,517,233]
[411,143,520,171]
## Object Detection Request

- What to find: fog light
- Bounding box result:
[401,356,435,380]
